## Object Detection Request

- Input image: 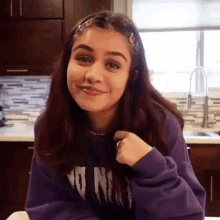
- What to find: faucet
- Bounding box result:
[187,66,209,128]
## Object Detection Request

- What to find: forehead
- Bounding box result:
[73,27,131,58]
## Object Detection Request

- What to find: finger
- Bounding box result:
[117,147,123,155]
[116,154,125,164]
[113,131,129,142]
[116,154,122,163]
[116,140,122,150]
[116,154,120,162]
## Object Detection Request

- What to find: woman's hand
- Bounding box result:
[113,131,153,167]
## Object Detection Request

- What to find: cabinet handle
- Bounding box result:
[210,176,213,202]
[20,0,22,17]
[10,0,13,17]
[28,147,34,150]
[7,69,28,72]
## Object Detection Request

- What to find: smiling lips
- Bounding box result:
[80,86,106,93]
[82,88,105,96]
[78,86,106,96]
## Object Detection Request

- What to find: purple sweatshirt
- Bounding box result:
[25,113,206,219]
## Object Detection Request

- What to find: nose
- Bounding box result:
[84,62,104,83]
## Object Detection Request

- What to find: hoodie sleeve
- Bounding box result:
[25,153,101,220]
[129,115,207,220]
[25,113,101,220]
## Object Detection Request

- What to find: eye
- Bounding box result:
[76,56,91,63]
[107,62,120,69]
[75,55,120,69]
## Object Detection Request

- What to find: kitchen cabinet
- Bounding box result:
[0,20,63,76]
[0,142,34,220]
[0,0,11,19]
[188,144,220,217]
[197,170,220,216]
[0,0,63,20]
[0,0,113,76]
[0,0,23,19]
[22,0,63,19]
[0,0,64,76]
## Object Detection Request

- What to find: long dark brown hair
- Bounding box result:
[34,10,184,199]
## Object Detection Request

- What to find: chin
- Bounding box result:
[82,106,105,112]
[75,101,107,112]
[74,96,119,114]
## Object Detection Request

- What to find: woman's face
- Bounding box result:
[67,27,132,115]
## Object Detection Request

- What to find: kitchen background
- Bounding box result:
[1,75,220,130]
[1,1,220,219]
[1,0,220,131]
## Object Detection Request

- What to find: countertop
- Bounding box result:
[0,121,220,144]
[0,121,34,142]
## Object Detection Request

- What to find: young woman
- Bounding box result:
[25,10,206,220]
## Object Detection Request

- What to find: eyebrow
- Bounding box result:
[72,44,127,63]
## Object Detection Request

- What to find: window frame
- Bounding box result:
[137,26,220,94]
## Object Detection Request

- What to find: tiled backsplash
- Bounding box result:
[0,76,50,123]
[0,75,220,130]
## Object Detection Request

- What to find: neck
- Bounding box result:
[85,107,119,134]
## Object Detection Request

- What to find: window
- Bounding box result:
[204,30,220,89]
[140,31,197,92]
[133,0,220,93]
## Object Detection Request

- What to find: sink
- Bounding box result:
[183,129,220,137]
[191,132,209,136]
[190,131,220,137]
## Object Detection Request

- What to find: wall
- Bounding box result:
[0,75,220,130]
[0,76,50,123]
[113,0,132,19]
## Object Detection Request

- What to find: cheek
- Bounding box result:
[67,63,83,82]
[67,67,79,94]
[111,77,129,98]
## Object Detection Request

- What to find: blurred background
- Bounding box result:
[0,0,220,130]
